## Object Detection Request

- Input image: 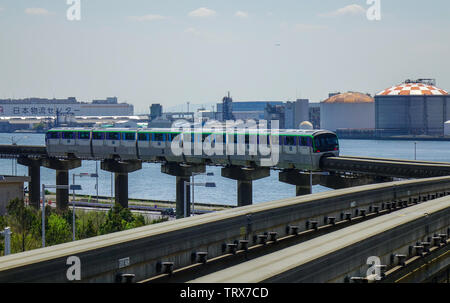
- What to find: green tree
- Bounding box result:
[99,204,126,234]
[46,213,72,246]
[6,198,38,252]
[99,204,149,234]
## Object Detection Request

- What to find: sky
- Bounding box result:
[1,0,449,113]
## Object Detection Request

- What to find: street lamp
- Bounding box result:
[71,173,94,241]
[191,172,214,215]
[183,181,216,218]
[0,227,11,256]
[41,184,70,248]
[309,171,330,194]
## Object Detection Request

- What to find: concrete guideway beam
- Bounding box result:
[42,158,82,211]
[17,157,42,209]
[161,163,206,219]
[101,160,142,208]
[318,174,392,190]
[222,166,270,206]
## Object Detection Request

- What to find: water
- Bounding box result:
[1,133,450,206]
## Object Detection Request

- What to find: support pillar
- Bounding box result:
[101,160,142,208]
[221,166,270,207]
[42,158,82,211]
[279,169,319,197]
[176,176,191,218]
[17,157,42,209]
[161,162,205,219]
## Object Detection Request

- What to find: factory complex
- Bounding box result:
[2,78,450,140]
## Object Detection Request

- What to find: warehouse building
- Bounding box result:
[320,91,375,132]
[0,97,133,117]
[375,79,450,136]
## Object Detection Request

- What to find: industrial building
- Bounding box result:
[0,97,133,117]
[375,79,450,136]
[216,93,310,129]
[0,176,30,215]
[320,91,375,132]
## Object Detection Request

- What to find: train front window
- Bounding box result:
[314,134,339,153]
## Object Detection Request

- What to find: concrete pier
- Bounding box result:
[42,158,82,211]
[17,157,42,209]
[221,166,270,206]
[279,169,319,196]
[161,162,205,219]
[101,160,142,208]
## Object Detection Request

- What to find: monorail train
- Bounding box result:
[45,127,339,170]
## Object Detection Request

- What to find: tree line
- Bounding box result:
[0,198,167,255]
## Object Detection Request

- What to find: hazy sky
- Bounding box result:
[1,0,449,113]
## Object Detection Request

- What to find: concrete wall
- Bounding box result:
[1,176,450,282]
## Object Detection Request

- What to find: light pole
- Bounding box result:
[183,181,216,218]
[309,171,330,194]
[414,142,417,160]
[41,184,73,248]
[0,227,11,256]
[71,173,93,241]
[191,172,214,216]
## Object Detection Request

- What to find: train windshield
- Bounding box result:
[313,133,339,153]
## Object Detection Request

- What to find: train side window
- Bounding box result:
[138,133,148,141]
[152,133,164,141]
[78,132,90,140]
[62,132,74,139]
[47,132,60,139]
[300,137,307,146]
[285,136,296,146]
[306,137,312,147]
[92,132,104,140]
[123,132,135,141]
[106,132,120,140]
[244,134,250,145]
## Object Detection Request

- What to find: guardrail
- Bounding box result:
[321,156,450,178]
[188,193,450,283]
[1,176,450,282]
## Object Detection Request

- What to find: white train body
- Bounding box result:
[45,127,339,171]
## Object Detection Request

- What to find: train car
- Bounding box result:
[45,127,339,170]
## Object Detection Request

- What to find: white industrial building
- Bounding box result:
[375,79,450,136]
[0,97,133,117]
[320,92,375,132]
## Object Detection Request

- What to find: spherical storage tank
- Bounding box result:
[375,79,450,135]
[299,121,313,130]
[320,92,375,131]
